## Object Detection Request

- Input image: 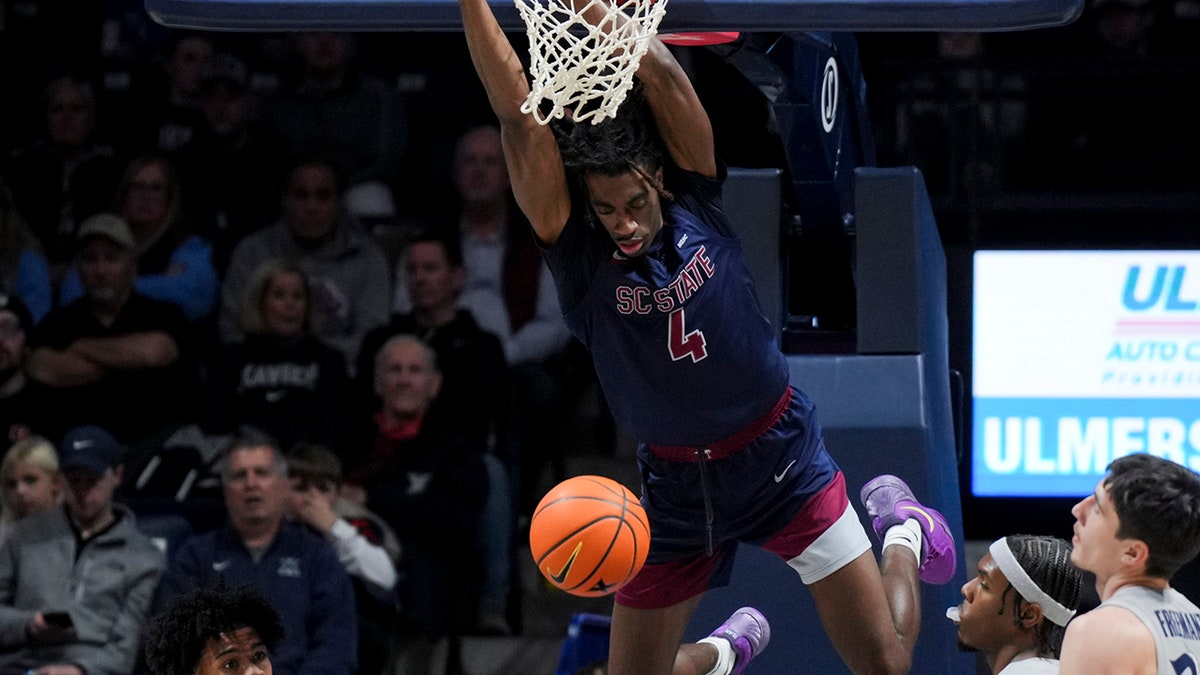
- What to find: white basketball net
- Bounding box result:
[515,0,669,125]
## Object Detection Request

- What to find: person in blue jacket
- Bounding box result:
[156,428,357,675]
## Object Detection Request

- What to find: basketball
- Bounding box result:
[529,475,651,597]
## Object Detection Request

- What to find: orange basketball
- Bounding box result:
[529,475,651,597]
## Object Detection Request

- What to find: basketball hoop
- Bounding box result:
[659,31,740,45]
[514,0,669,125]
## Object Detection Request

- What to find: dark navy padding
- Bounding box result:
[146,0,1082,32]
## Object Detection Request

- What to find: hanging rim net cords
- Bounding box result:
[515,0,669,124]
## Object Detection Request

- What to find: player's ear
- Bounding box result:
[1122,539,1151,570]
[1018,601,1044,630]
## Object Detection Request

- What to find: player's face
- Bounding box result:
[585,167,664,258]
[196,626,272,675]
[1070,481,1126,576]
[262,272,308,338]
[3,461,58,519]
[405,242,463,314]
[223,446,289,530]
[953,552,1023,653]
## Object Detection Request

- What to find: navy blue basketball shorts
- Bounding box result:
[615,387,872,610]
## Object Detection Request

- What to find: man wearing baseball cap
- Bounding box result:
[0,424,165,675]
[26,214,200,443]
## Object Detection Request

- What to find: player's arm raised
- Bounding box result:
[459,0,572,244]
[635,39,717,178]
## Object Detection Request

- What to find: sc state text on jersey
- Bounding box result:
[613,246,716,315]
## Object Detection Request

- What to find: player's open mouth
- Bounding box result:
[617,237,644,255]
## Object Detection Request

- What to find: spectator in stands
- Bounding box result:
[265,32,407,192]
[143,585,284,675]
[128,31,215,154]
[0,176,52,323]
[347,335,488,674]
[2,76,120,274]
[221,155,390,367]
[209,260,349,451]
[393,125,570,515]
[0,424,166,675]
[358,230,507,449]
[0,293,57,444]
[26,213,199,444]
[157,428,357,675]
[356,231,513,634]
[0,435,61,544]
[286,442,399,675]
[1091,0,1157,60]
[60,154,219,322]
[175,52,288,277]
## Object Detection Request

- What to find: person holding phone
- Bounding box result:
[0,425,166,675]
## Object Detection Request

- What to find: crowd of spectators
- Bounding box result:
[0,5,593,673]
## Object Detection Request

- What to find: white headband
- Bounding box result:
[990,537,1077,627]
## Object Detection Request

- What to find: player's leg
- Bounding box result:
[608,595,700,675]
[808,549,918,674]
[609,598,771,675]
[806,474,956,674]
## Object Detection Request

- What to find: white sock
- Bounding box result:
[698,636,737,675]
[883,518,924,566]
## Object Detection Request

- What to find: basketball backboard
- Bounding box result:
[146,0,1083,33]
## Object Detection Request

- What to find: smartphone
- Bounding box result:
[43,612,73,629]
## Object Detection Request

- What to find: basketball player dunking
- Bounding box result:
[457,0,958,671]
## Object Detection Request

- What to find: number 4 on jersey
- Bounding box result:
[668,308,708,363]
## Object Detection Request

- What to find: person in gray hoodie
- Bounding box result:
[219,155,390,370]
[0,425,165,675]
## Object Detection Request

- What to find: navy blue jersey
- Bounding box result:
[542,165,789,446]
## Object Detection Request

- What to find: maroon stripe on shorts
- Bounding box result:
[761,471,850,560]
[647,386,792,462]
[615,546,725,609]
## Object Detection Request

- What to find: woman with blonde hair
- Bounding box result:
[0,436,62,542]
[209,259,348,452]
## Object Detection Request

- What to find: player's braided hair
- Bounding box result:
[1000,535,1083,658]
[552,82,672,200]
[1106,453,1200,578]
[144,584,284,675]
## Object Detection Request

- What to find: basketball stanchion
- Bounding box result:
[529,475,651,597]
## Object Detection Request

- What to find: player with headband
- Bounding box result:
[950,535,1084,674]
